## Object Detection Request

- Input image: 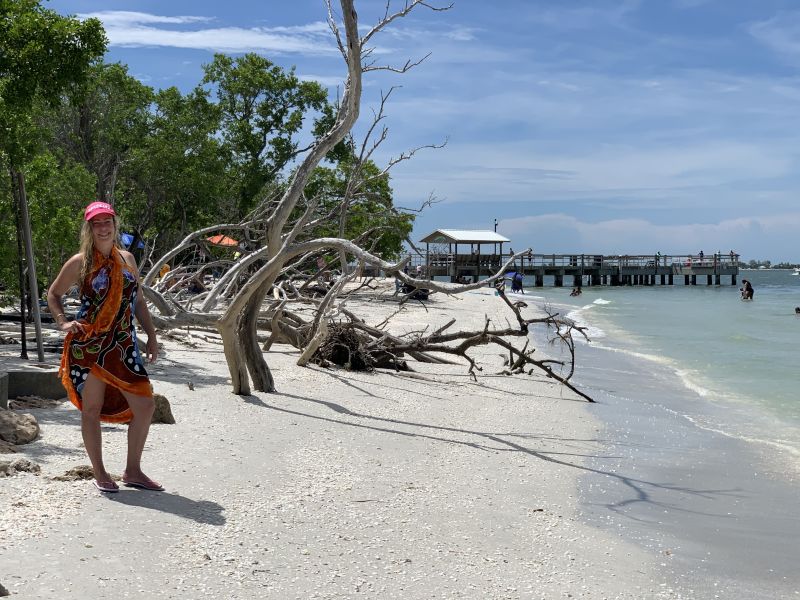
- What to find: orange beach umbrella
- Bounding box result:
[206,234,238,247]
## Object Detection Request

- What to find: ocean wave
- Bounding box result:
[661,407,800,474]
[585,335,800,473]
[587,341,718,397]
[565,305,606,340]
[586,340,673,366]
[674,369,711,397]
[562,297,614,340]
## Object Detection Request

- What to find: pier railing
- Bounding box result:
[408,253,739,270]
[400,252,740,287]
[524,254,738,269]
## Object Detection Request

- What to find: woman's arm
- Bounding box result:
[47,254,86,334]
[122,250,159,363]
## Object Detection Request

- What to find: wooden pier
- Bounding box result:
[408,252,740,287]
[410,230,739,287]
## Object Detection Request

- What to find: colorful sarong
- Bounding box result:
[59,248,152,423]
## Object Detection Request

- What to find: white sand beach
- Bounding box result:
[0,284,680,599]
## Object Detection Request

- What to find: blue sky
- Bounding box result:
[47,0,800,261]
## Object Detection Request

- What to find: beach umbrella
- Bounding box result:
[206,234,238,247]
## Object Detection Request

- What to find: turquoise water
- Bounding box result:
[523,269,800,465]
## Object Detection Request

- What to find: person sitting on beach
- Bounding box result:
[157,263,171,281]
[570,287,582,297]
[740,279,754,300]
[188,276,206,294]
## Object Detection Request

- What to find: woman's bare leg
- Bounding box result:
[81,374,115,486]
[120,391,157,484]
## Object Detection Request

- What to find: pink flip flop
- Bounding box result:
[122,478,164,491]
[93,479,119,493]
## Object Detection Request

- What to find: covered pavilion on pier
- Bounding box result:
[418,229,511,282]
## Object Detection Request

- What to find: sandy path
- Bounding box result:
[0,284,678,598]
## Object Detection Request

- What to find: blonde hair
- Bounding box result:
[79,215,124,281]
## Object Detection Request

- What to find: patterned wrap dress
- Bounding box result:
[59,248,153,423]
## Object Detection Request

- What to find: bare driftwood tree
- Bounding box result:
[140,0,452,393]
[139,0,592,402]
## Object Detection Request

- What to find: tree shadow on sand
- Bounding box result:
[242,391,741,522]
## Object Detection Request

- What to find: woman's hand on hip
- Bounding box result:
[145,335,159,364]
[61,320,87,335]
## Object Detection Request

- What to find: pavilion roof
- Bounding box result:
[419,229,511,244]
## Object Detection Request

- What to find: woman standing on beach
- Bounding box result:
[47,201,162,493]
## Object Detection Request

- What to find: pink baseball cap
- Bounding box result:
[84,201,116,221]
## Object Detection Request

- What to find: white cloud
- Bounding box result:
[298,74,344,87]
[383,24,479,42]
[78,11,337,54]
[523,0,641,31]
[496,213,800,260]
[749,11,800,61]
[672,0,715,8]
[79,11,214,26]
[264,22,333,35]
[385,136,793,208]
[445,26,479,42]
[366,64,800,224]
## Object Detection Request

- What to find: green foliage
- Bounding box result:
[119,85,229,248]
[747,259,773,269]
[0,0,107,162]
[0,0,106,299]
[0,150,94,296]
[0,1,107,105]
[24,152,95,285]
[303,160,414,259]
[0,3,409,282]
[0,156,17,300]
[202,53,328,215]
[43,62,153,201]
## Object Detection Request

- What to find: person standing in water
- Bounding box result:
[740,279,754,300]
[47,202,162,493]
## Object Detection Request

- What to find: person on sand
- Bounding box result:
[47,201,162,494]
[511,271,524,293]
[157,262,171,281]
[188,275,206,294]
[740,279,754,301]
